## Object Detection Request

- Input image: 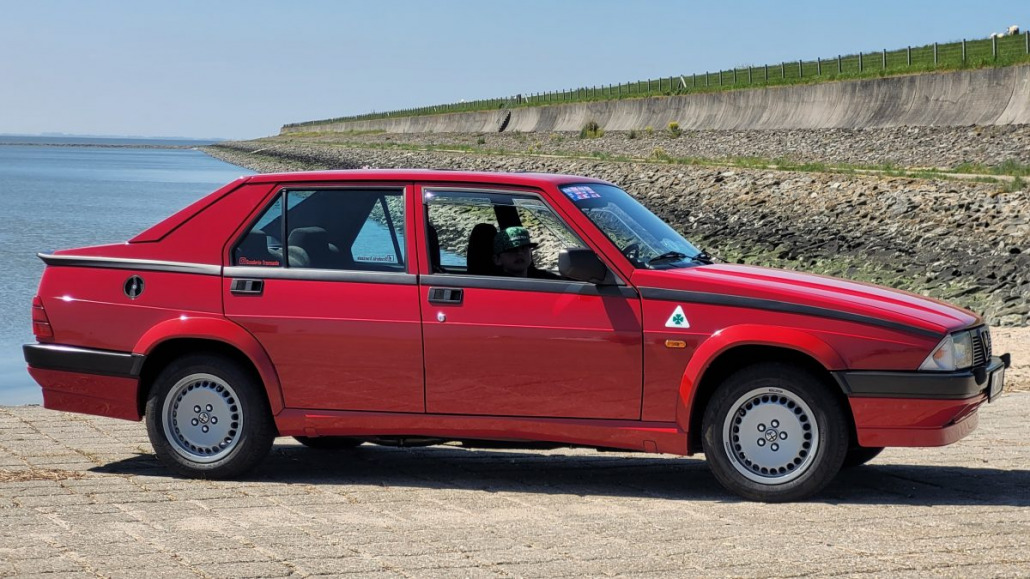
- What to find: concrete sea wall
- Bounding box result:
[283,66,1030,135]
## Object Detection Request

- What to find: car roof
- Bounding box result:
[242,169,612,187]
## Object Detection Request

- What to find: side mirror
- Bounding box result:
[559,248,614,285]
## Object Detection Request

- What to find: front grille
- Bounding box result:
[970,326,991,367]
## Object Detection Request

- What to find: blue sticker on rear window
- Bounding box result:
[563,185,602,201]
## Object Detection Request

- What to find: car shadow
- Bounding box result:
[91,443,1030,507]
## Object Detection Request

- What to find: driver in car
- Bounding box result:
[493,226,560,279]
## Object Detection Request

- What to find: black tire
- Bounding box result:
[842,445,884,468]
[145,354,275,479]
[702,363,848,502]
[293,436,363,450]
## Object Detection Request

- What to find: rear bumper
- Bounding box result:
[23,343,143,421]
[840,355,1010,447]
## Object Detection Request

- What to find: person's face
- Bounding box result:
[493,245,533,276]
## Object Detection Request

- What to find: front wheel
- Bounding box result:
[702,363,848,502]
[146,354,275,479]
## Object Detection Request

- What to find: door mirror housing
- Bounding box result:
[559,248,615,285]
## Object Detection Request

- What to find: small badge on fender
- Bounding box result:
[665,305,690,328]
[124,275,145,299]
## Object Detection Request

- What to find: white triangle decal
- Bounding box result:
[665,305,690,328]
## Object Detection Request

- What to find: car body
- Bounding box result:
[23,170,1010,501]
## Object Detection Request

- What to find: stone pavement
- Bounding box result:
[0,394,1027,578]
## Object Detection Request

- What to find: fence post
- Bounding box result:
[859,53,863,72]
[749,66,753,84]
[765,64,769,81]
[781,62,785,78]
[934,43,938,65]
[962,39,966,62]
[907,46,911,66]
[799,60,803,78]
[838,55,842,73]
[817,57,821,76]
[992,35,997,59]
[882,49,886,69]
[1026,30,1029,54]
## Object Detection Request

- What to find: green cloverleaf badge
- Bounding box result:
[665,305,690,328]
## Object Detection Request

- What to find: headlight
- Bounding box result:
[919,331,975,372]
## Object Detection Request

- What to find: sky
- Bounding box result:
[0,0,1026,140]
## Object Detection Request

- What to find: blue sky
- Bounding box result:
[0,0,1026,140]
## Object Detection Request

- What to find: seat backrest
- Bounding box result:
[234,231,277,266]
[466,223,499,275]
[427,224,443,273]
[288,226,337,268]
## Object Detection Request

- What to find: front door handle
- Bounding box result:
[230,278,264,295]
[428,287,463,304]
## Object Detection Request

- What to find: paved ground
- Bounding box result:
[0,394,1027,578]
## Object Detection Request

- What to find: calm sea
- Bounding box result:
[0,138,255,405]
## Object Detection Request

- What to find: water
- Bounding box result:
[0,141,254,405]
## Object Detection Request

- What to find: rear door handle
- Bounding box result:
[428,287,463,304]
[230,278,264,295]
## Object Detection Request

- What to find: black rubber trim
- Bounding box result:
[638,287,941,338]
[224,266,416,285]
[38,254,221,276]
[833,356,1007,399]
[420,274,638,298]
[23,343,144,379]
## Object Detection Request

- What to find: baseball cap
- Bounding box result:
[493,226,538,254]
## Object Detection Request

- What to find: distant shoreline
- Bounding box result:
[0,141,205,150]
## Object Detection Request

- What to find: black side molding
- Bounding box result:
[23,344,144,379]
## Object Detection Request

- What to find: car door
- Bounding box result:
[418,185,643,420]
[223,183,425,412]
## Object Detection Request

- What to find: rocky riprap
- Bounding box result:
[206,128,1030,326]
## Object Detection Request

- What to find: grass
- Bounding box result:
[286,34,1030,127]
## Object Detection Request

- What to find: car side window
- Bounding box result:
[424,189,584,277]
[233,188,406,272]
[234,196,285,267]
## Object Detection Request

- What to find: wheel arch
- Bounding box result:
[677,327,855,453]
[134,318,284,418]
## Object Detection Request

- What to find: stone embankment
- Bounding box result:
[207,127,1030,326]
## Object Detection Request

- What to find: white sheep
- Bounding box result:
[1007,25,1020,35]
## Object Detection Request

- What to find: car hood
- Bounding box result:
[631,263,979,335]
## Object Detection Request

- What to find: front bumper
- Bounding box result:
[834,354,1010,400]
[835,354,1010,447]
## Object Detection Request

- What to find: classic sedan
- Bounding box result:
[23,170,1010,501]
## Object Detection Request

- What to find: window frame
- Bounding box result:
[227,184,411,277]
[421,185,589,281]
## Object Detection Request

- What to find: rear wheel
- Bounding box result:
[146,354,275,478]
[293,436,363,450]
[702,363,848,502]
[842,445,884,468]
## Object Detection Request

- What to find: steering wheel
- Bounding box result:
[621,243,641,265]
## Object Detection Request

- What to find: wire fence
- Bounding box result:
[284,32,1030,129]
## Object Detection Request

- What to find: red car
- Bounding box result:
[23,170,1009,501]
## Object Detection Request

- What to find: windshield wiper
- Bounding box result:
[647,251,689,267]
[648,250,714,268]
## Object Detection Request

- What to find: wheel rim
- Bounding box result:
[162,373,243,464]
[722,387,819,484]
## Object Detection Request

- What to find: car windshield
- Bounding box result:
[560,183,704,269]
